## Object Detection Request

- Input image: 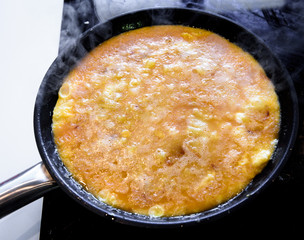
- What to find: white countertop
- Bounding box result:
[0,1,62,239]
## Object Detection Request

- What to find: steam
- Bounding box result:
[93,0,182,23]
[40,0,304,107]
[59,4,82,54]
[204,0,285,12]
[219,1,304,85]
[43,0,183,102]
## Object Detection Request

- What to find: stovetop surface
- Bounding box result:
[40,0,304,238]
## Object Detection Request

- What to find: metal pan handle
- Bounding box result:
[0,162,58,218]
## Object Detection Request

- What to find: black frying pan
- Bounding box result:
[0,8,299,227]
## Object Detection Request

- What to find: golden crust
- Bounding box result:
[52,25,280,217]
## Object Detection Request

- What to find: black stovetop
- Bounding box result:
[40,0,304,238]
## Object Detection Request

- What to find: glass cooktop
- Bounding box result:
[40,0,304,238]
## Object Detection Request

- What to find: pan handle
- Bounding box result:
[0,162,58,219]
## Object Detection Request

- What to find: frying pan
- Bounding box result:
[0,8,299,227]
